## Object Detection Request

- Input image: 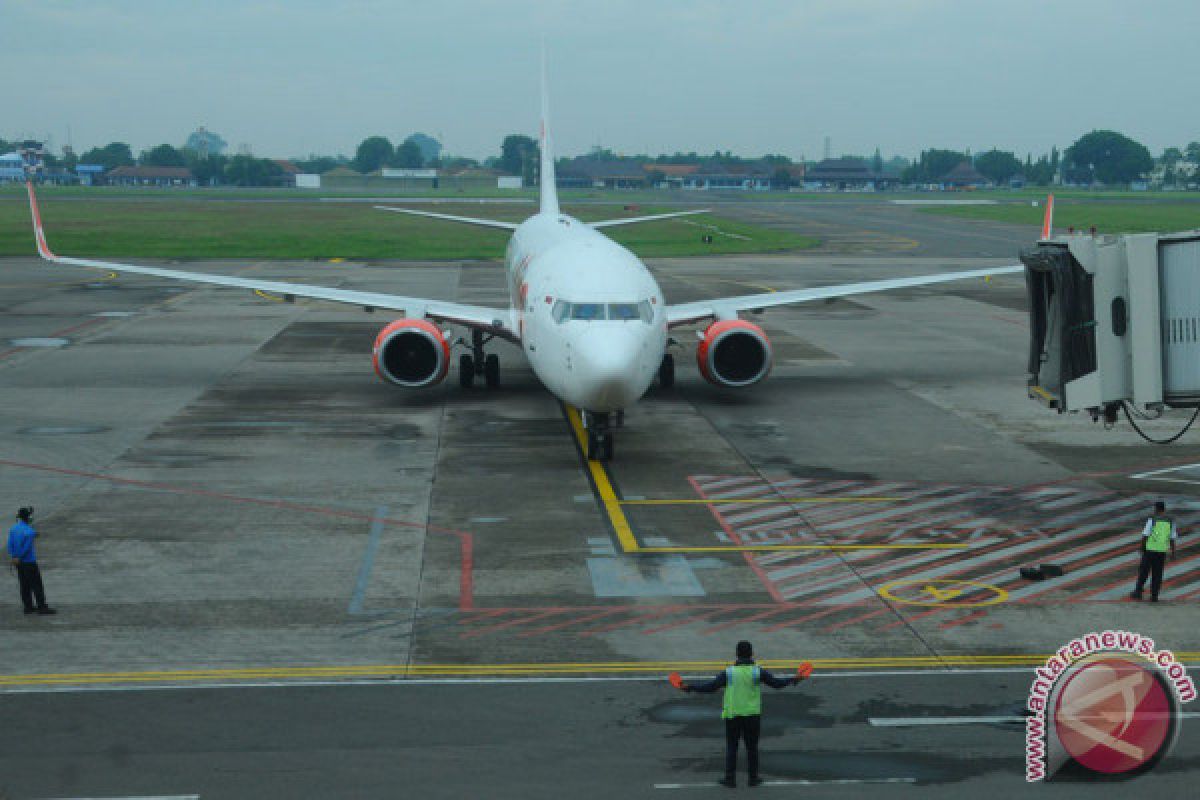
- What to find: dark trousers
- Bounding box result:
[15,562,48,611]
[724,715,761,779]
[1134,550,1167,599]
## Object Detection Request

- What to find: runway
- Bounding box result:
[2,199,1199,796]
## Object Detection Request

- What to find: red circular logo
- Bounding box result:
[1053,656,1174,774]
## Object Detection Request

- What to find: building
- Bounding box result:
[0,152,23,183]
[557,158,648,189]
[644,164,699,189]
[682,162,772,191]
[940,161,990,190]
[75,164,107,186]
[106,165,196,187]
[273,160,301,187]
[804,157,879,190]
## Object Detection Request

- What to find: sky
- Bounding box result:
[3,0,1197,163]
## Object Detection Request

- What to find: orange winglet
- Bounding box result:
[1040,194,1055,240]
[796,662,814,680]
[669,671,684,690]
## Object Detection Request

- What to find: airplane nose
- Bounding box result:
[573,331,648,411]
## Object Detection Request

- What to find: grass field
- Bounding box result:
[922,200,1200,234]
[0,193,816,260]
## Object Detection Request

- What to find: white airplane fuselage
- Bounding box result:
[504,212,667,413]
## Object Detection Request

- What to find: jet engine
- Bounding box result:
[696,319,772,387]
[372,319,451,388]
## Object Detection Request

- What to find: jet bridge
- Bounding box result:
[1024,229,1200,441]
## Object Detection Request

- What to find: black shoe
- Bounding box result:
[23,607,35,615]
[748,775,763,787]
[1130,592,1142,600]
[718,776,736,788]
[36,607,56,615]
[1151,597,1159,603]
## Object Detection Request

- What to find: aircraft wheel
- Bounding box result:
[459,354,475,388]
[659,353,675,388]
[602,434,614,461]
[484,354,500,388]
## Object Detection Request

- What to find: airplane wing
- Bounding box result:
[590,209,711,229]
[26,182,517,339]
[665,265,1026,326]
[374,205,519,231]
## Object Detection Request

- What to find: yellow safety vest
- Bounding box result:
[1146,518,1173,553]
[722,665,762,719]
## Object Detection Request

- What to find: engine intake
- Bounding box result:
[372,319,450,388]
[696,319,772,387]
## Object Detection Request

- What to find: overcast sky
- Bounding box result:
[3,0,1197,163]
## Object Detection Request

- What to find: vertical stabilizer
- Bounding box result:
[539,49,560,215]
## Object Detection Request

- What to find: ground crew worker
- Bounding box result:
[1131,500,1178,603]
[8,507,55,615]
[674,641,810,788]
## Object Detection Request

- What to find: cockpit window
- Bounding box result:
[552,300,655,324]
[571,303,606,321]
[607,303,641,321]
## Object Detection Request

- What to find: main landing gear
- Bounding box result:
[583,410,616,462]
[459,329,500,389]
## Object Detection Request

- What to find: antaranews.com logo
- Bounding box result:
[1026,630,1196,781]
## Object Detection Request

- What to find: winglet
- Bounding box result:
[539,46,560,216]
[25,180,57,261]
[1039,194,1055,241]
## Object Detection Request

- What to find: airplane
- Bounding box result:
[20,82,1027,462]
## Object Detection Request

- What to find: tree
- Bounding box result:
[973,149,1022,184]
[141,143,186,167]
[353,136,394,173]
[390,139,424,168]
[80,142,134,170]
[403,133,441,164]
[499,134,538,185]
[294,155,339,174]
[1063,130,1153,185]
[223,155,282,187]
[182,149,228,185]
[872,148,883,175]
[902,149,968,183]
[1186,142,1200,164]
[1162,147,1183,167]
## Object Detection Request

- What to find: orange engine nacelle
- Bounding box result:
[696,319,772,388]
[372,319,450,388]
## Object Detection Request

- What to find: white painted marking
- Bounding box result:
[654,778,916,789]
[870,715,1024,726]
[10,337,69,347]
[890,199,996,205]
[39,796,199,800]
[1131,463,1200,486]
[92,311,139,318]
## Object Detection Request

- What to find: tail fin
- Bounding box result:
[539,49,560,215]
[1040,194,1055,240]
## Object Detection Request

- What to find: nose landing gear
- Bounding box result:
[583,410,615,462]
[459,329,500,389]
[658,353,675,388]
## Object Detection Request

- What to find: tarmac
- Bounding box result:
[2,199,1199,797]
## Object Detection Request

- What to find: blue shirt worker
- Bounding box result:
[1131,500,1179,603]
[675,641,811,788]
[8,507,55,615]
